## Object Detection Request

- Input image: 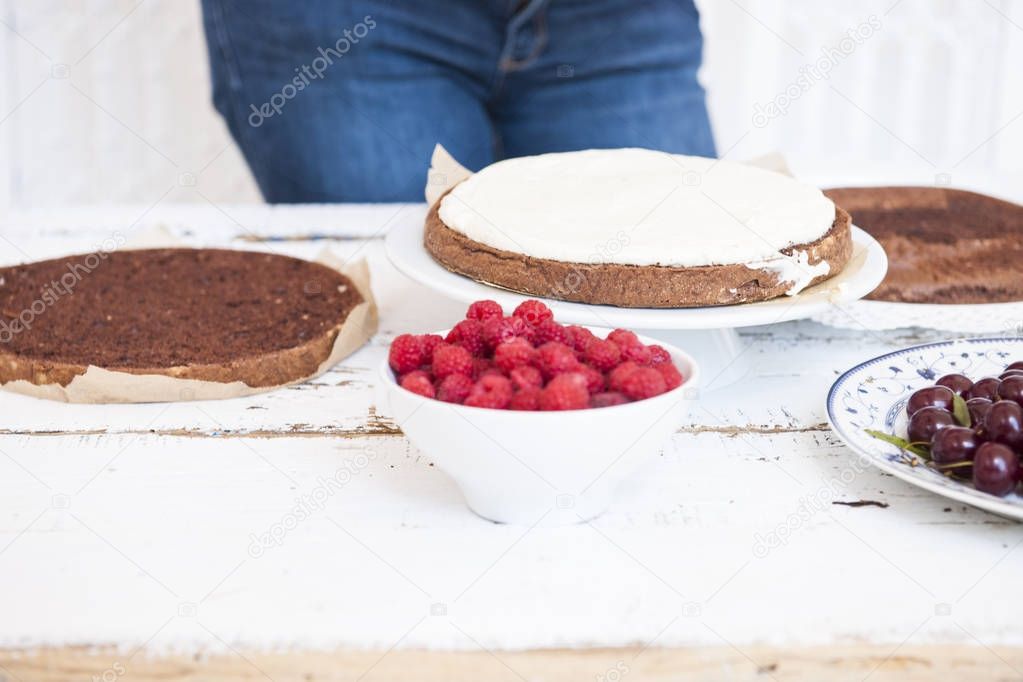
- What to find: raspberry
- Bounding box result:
[446,319,485,356]
[512,299,553,327]
[436,374,473,403]
[509,387,541,411]
[648,345,671,366]
[482,315,529,351]
[474,358,505,381]
[432,344,474,380]
[565,326,596,354]
[584,338,621,372]
[579,364,606,394]
[620,367,667,400]
[400,371,435,398]
[466,299,503,322]
[479,367,506,380]
[398,369,431,384]
[539,373,589,411]
[607,329,640,349]
[388,334,423,374]
[656,362,684,390]
[509,365,543,391]
[590,391,629,408]
[608,361,641,393]
[621,343,652,365]
[493,337,537,372]
[465,374,513,409]
[533,318,568,345]
[519,322,538,346]
[419,334,445,358]
[536,341,581,380]
[473,357,495,378]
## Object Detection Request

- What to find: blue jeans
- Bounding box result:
[201,0,715,202]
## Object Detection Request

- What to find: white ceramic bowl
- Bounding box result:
[379,328,700,526]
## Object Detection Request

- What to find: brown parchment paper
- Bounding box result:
[425,144,473,207]
[0,240,378,404]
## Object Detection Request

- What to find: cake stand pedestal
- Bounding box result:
[385,222,888,392]
[644,328,750,390]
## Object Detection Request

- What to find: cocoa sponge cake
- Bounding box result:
[425,148,852,308]
[824,186,1023,304]
[0,248,376,402]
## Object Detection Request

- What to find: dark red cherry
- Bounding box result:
[906,386,955,417]
[931,426,979,464]
[996,375,1023,406]
[1006,361,1023,372]
[966,397,993,427]
[973,442,1020,497]
[999,370,1023,380]
[931,427,978,479]
[966,377,1002,401]
[936,373,973,395]
[979,400,1023,450]
[907,406,955,444]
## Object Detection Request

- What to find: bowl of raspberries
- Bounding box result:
[380,299,699,525]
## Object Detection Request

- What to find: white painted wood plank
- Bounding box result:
[0,431,1018,652]
[0,203,425,253]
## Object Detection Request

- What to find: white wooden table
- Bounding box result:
[0,203,1020,682]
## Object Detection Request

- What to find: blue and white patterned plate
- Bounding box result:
[827,338,1023,520]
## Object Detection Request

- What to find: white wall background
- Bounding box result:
[1,0,1021,210]
[700,0,1023,183]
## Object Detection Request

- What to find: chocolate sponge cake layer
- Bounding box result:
[824,187,1023,304]
[0,248,364,388]
[425,193,852,308]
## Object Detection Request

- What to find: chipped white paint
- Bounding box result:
[0,203,1020,657]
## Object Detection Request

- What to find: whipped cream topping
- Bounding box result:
[744,249,830,295]
[438,148,836,269]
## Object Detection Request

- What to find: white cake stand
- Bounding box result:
[385,222,888,389]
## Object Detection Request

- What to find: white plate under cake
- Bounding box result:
[424,148,852,308]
